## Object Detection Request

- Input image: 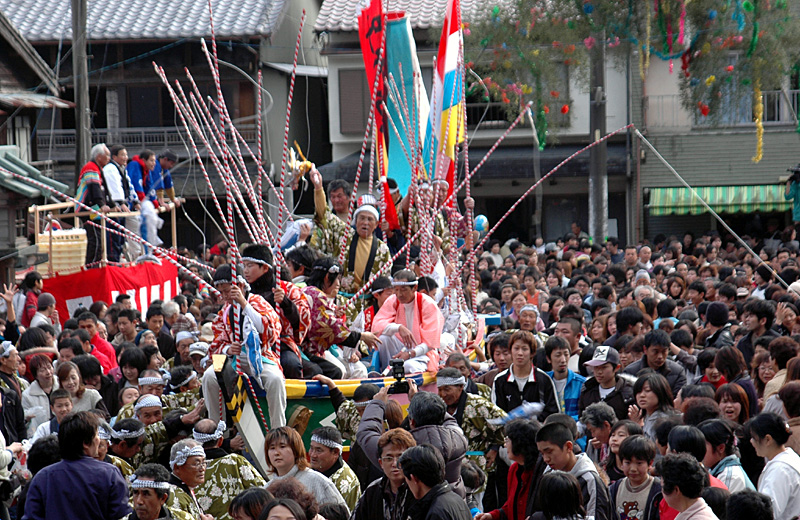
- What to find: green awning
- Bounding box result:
[647,185,791,216]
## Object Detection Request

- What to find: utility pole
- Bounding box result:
[588,31,608,244]
[72,0,91,182]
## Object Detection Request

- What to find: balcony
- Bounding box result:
[644,90,800,131]
[466,102,570,131]
[35,125,259,163]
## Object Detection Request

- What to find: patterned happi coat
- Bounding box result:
[115,388,201,423]
[301,285,350,358]
[166,481,204,520]
[132,420,170,468]
[276,279,310,361]
[195,451,266,520]
[210,293,282,366]
[331,462,361,512]
[108,454,134,481]
[310,205,391,322]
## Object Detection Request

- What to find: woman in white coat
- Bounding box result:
[21,354,58,438]
[747,412,800,520]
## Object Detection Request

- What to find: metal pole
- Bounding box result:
[72,0,91,184]
[588,31,608,244]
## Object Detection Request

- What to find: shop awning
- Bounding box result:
[647,185,791,216]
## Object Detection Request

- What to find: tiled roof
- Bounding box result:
[315,0,498,32]
[0,0,286,42]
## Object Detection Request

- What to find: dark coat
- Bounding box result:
[22,456,131,520]
[736,329,780,366]
[1,386,27,442]
[407,482,472,520]
[578,374,635,421]
[352,476,415,520]
[490,367,559,421]
[357,400,468,498]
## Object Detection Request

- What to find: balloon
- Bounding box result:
[474,215,489,234]
[561,104,570,114]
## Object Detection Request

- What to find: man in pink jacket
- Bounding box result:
[371,270,444,374]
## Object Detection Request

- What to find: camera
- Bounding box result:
[387,359,409,394]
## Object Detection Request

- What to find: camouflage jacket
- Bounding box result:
[454,391,507,474]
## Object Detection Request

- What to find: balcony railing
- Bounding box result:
[466,102,570,131]
[644,90,800,129]
[36,125,259,162]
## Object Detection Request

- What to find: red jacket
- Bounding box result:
[21,290,38,328]
[490,462,536,520]
[91,333,118,372]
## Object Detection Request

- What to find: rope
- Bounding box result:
[277,10,307,245]
[459,124,635,274]
[635,129,796,295]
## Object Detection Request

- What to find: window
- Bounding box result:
[338,69,370,135]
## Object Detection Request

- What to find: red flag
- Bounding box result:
[359,0,401,230]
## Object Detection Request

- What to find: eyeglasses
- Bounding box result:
[188,460,207,470]
[380,455,400,464]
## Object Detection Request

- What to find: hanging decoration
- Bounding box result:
[752,81,763,163]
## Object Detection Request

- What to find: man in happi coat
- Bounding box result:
[201,265,286,429]
[309,426,362,511]
[166,439,210,520]
[241,243,310,379]
[115,370,200,422]
[436,367,507,497]
[309,168,391,322]
[371,270,445,374]
[192,419,265,520]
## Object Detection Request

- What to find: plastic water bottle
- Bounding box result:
[488,401,545,426]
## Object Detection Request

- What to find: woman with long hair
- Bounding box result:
[301,256,378,379]
[715,346,759,418]
[588,315,609,345]
[629,373,677,441]
[56,361,106,415]
[601,419,644,483]
[264,426,347,510]
[746,412,800,520]
[664,276,686,300]
[477,418,543,520]
[698,418,755,492]
[751,350,776,402]
[715,383,751,425]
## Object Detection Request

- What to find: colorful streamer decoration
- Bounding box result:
[752,81,763,163]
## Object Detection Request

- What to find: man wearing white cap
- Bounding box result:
[372,270,444,373]
[310,168,391,321]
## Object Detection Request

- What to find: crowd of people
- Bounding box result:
[2,162,800,520]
